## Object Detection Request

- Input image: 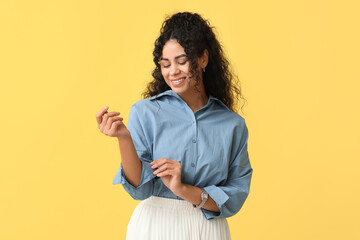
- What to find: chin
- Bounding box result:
[169,85,190,94]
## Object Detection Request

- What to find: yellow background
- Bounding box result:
[1,0,359,239]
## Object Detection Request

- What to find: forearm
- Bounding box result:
[174,184,220,212]
[117,133,142,187]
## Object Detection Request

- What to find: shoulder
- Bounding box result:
[208,96,246,127]
[215,108,248,141]
[223,108,245,121]
[211,103,246,129]
[227,112,247,139]
[128,98,162,122]
[130,90,176,115]
[230,111,246,128]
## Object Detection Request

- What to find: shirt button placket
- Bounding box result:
[190,116,198,184]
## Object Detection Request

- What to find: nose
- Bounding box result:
[169,63,181,76]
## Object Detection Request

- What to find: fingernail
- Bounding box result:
[105,106,108,109]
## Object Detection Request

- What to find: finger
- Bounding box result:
[105,116,123,130]
[100,111,121,129]
[151,158,171,168]
[104,111,121,119]
[151,158,173,165]
[156,169,175,177]
[151,159,178,170]
[96,106,109,125]
[153,163,172,174]
[109,118,124,133]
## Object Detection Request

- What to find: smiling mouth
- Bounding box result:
[171,77,186,84]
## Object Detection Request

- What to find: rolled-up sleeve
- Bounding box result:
[112,104,156,200]
[202,122,253,220]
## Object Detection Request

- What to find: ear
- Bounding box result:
[200,49,209,68]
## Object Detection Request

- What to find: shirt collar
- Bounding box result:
[150,90,230,111]
[208,95,231,111]
[149,89,177,100]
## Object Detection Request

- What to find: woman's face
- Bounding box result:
[159,39,198,96]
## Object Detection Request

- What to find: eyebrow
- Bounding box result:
[159,54,187,61]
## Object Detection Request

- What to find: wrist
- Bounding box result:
[117,130,131,141]
[193,189,209,209]
[173,183,186,197]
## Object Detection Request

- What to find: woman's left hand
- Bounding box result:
[151,158,183,194]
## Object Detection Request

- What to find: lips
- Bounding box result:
[171,77,186,81]
[170,77,186,86]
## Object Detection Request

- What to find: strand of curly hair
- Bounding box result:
[142,12,247,114]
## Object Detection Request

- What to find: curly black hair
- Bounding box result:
[142,12,247,113]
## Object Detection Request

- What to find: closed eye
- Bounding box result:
[159,60,188,68]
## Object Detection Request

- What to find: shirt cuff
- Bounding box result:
[113,160,155,185]
[201,185,230,220]
[112,158,156,200]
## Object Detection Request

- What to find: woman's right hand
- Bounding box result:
[96,106,130,138]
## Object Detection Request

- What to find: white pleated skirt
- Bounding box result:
[126,196,231,240]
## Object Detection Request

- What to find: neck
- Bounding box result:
[178,87,209,113]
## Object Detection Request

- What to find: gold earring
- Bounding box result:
[203,67,206,72]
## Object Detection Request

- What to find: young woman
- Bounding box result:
[96,12,253,240]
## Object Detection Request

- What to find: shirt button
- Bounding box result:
[192,139,197,143]
[191,163,195,167]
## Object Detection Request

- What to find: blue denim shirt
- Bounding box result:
[113,90,253,220]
